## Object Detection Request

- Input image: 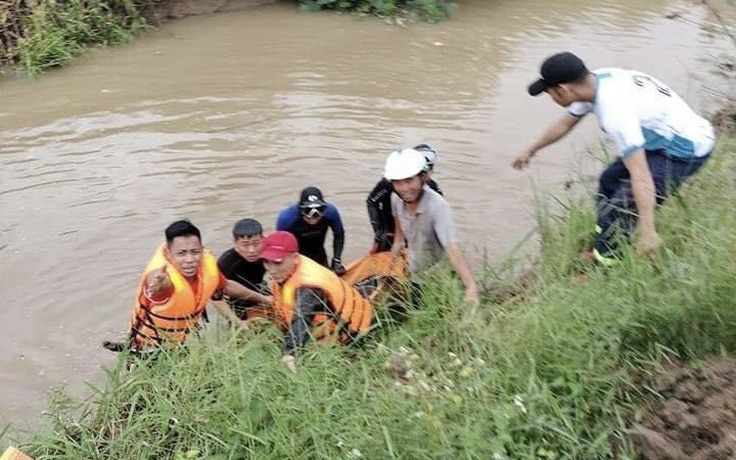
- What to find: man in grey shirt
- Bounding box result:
[385,148,479,305]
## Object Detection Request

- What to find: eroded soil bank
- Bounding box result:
[141,0,278,22]
[631,355,736,460]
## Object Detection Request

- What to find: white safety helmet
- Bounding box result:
[414,143,438,170]
[384,148,428,181]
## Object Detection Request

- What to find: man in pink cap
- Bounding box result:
[260,231,373,372]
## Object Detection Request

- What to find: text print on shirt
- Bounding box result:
[632,73,671,97]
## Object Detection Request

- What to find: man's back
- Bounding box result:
[568,68,715,159]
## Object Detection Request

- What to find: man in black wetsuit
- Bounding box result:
[276,186,346,275]
[366,143,443,252]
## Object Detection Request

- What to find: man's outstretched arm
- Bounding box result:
[512,113,581,170]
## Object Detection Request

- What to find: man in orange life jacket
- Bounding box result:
[260,231,373,373]
[127,220,273,352]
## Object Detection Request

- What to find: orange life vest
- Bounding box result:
[271,255,373,344]
[129,243,220,350]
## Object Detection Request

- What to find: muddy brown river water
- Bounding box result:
[0,0,732,434]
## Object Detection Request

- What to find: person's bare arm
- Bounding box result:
[215,281,273,330]
[623,149,661,257]
[444,242,479,304]
[223,279,273,305]
[142,266,173,302]
[391,214,405,256]
[211,301,245,325]
[512,114,582,170]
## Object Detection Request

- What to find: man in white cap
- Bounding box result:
[386,148,479,305]
[513,51,714,264]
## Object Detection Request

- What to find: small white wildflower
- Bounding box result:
[348,448,363,459]
[492,453,507,460]
[513,394,527,414]
[336,440,344,448]
[447,352,457,359]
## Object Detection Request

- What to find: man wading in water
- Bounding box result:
[260,231,373,373]
[513,52,715,264]
[216,218,269,321]
[104,220,272,354]
[276,186,347,275]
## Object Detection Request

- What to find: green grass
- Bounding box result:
[14,0,149,75]
[7,135,736,458]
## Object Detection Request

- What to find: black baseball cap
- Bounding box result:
[298,186,326,209]
[527,52,589,96]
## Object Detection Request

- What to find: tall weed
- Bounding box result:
[298,0,455,22]
[10,0,148,74]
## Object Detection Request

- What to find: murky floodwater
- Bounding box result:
[0,0,731,434]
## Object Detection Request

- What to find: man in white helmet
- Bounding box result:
[367,143,443,253]
[386,148,479,305]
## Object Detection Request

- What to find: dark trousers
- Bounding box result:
[594,149,710,258]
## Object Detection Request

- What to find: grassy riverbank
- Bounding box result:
[6,132,734,458]
[0,0,154,75]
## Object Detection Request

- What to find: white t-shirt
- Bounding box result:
[568,68,715,159]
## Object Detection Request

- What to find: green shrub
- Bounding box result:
[16,0,148,74]
[298,0,455,21]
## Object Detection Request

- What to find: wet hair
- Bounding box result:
[165,220,201,244]
[232,218,263,239]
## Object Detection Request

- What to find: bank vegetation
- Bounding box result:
[0,0,454,76]
[0,0,154,74]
